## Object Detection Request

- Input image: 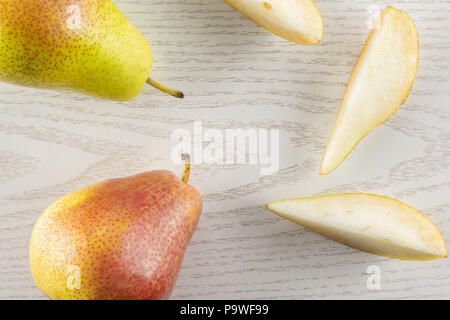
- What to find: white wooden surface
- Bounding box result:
[0,0,449,300]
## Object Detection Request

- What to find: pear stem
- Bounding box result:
[146,78,184,98]
[181,153,191,184]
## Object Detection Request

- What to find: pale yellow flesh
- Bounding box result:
[225,0,323,44]
[320,6,419,174]
[267,194,447,261]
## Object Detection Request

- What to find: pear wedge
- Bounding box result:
[224,0,323,44]
[320,6,419,174]
[267,194,447,261]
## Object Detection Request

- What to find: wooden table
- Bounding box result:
[0,0,449,300]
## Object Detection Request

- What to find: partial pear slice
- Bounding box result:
[224,0,323,44]
[267,194,447,261]
[320,6,419,175]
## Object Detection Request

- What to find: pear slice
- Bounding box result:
[224,0,323,44]
[320,6,419,174]
[267,194,447,261]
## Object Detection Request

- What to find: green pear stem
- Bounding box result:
[181,154,191,184]
[146,78,184,98]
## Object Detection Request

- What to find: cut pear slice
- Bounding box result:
[267,194,447,261]
[320,6,419,174]
[224,0,323,44]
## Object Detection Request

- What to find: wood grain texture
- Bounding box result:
[0,0,449,300]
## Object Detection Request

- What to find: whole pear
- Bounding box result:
[29,158,201,300]
[0,0,183,100]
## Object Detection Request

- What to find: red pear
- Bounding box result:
[29,156,202,300]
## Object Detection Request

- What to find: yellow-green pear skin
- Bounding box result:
[0,0,152,101]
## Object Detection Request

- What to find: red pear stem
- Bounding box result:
[181,153,191,184]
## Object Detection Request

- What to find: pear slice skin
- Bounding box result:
[320,6,419,174]
[224,0,323,44]
[267,194,447,261]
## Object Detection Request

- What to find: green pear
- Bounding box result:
[29,157,202,299]
[0,0,183,101]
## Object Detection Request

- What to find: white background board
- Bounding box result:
[0,0,449,299]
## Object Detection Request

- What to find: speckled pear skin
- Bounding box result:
[29,170,202,300]
[0,0,152,101]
